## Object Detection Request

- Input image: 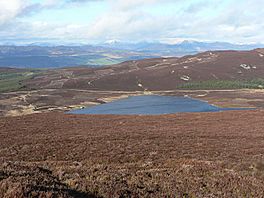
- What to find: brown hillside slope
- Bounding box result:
[1,110,264,197]
[23,49,264,91]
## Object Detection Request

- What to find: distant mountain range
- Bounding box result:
[101,40,264,56]
[0,40,264,68]
[0,45,158,68]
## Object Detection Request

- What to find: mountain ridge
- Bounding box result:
[1,41,264,69]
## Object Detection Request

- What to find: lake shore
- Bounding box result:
[1,89,264,117]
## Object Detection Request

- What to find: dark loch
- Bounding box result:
[68,95,251,115]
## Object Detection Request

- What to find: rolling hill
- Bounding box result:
[22,49,264,91]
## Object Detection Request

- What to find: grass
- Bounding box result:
[177,79,264,90]
[0,71,40,93]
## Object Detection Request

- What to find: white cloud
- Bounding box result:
[0,0,27,25]
[113,0,159,10]
[83,0,264,43]
[1,0,264,44]
[85,0,174,41]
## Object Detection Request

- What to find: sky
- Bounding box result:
[0,0,264,44]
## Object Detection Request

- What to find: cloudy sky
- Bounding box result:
[0,0,263,44]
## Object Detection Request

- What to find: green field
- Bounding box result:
[0,71,40,93]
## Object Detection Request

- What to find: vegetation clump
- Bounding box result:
[177,79,264,90]
[0,71,39,93]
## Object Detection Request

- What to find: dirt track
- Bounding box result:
[1,110,264,197]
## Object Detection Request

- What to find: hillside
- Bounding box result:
[23,49,264,91]
[2,110,264,197]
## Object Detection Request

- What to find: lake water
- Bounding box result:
[68,95,249,115]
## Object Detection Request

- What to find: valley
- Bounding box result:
[1,48,264,197]
[1,49,264,116]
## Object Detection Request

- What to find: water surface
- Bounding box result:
[69,95,249,115]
